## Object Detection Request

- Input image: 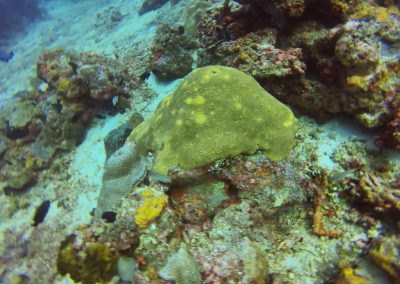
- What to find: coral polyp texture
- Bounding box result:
[96,142,150,217]
[128,65,298,174]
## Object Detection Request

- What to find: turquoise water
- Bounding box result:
[0,1,399,283]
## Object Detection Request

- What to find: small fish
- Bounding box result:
[329,169,357,182]
[0,49,14,63]
[148,171,172,184]
[33,200,51,227]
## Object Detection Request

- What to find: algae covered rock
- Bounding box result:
[159,247,201,284]
[57,237,118,284]
[128,65,297,174]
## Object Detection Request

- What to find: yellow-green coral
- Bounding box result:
[56,78,71,93]
[135,188,169,228]
[128,65,298,174]
[351,6,391,22]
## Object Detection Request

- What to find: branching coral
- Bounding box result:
[369,236,400,281]
[348,171,400,213]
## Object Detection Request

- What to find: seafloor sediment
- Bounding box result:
[0,0,399,283]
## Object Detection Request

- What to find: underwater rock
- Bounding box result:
[138,0,169,15]
[7,101,39,131]
[104,112,144,159]
[0,136,7,156]
[57,237,118,284]
[128,65,298,174]
[150,24,199,81]
[2,166,36,192]
[118,256,137,282]
[241,240,269,284]
[96,142,150,218]
[37,49,130,104]
[170,181,229,224]
[159,247,201,284]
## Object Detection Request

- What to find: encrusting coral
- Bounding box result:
[134,187,169,228]
[128,65,298,174]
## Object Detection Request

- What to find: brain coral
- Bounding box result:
[128,65,297,174]
[96,142,150,217]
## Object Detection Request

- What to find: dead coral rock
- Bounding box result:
[335,35,379,70]
[383,109,400,150]
[199,28,306,80]
[159,247,202,284]
[57,236,118,283]
[138,0,169,15]
[104,112,144,159]
[37,49,130,104]
[2,166,36,192]
[169,180,229,224]
[150,24,199,81]
[348,171,400,214]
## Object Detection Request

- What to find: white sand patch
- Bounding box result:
[315,117,377,171]
[146,73,181,114]
[71,114,124,183]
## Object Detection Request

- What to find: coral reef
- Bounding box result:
[57,236,118,284]
[196,1,400,148]
[3,1,400,283]
[37,49,131,103]
[347,170,400,214]
[128,65,298,174]
[0,48,138,192]
[369,236,400,282]
[149,24,199,80]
